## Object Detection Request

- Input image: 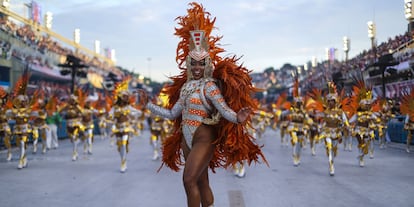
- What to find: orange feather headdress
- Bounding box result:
[175,2,224,70]
[12,66,30,108]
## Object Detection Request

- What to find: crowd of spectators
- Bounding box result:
[302,32,413,94]
[0,16,121,77]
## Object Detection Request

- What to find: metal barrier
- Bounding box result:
[387,116,411,144]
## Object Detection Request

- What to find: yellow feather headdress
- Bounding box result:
[113,77,131,101]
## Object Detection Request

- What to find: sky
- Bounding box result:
[9,0,408,82]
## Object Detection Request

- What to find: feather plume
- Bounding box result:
[344,79,372,117]
[45,95,58,116]
[400,87,414,122]
[13,66,30,97]
[306,87,325,112]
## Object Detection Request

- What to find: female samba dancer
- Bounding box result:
[138,3,267,206]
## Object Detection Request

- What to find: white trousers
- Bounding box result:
[46,124,59,149]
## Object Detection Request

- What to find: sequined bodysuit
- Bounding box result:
[147,79,238,148]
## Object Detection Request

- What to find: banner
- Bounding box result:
[373,79,414,98]
[31,1,42,24]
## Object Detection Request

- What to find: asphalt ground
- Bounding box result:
[1,127,413,207]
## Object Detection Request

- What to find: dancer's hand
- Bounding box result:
[237,107,252,124]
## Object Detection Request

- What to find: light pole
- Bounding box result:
[58,54,88,93]
[343,36,350,63]
[405,0,414,33]
[367,21,376,51]
[147,57,152,82]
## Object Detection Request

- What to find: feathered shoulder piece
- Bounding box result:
[30,89,44,111]
[0,86,11,109]
[13,69,29,98]
[92,92,106,110]
[400,87,414,121]
[273,92,291,110]
[344,79,372,117]
[11,68,30,108]
[306,87,325,112]
[45,95,58,116]
[75,88,86,108]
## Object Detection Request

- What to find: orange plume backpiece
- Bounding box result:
[0,87,7,99]
[344,80,373,117]
[400,87,414,121]
[45,95,58,116]
[306,87,325,112]
[292,78,299,98]
[12,68,30,97]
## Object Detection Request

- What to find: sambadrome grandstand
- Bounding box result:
[0,2,413,145]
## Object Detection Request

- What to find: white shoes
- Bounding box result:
[72,151,78,161]
[120,160,127,173]
[17,157,27,169]
[6,152,12,161]
[369,151,374,159]
[311,147,316,156]
[152,150,159,161]
[236,166,246,178]
[293,155,301,167]
[359,156,365,167]
[233,165,246,178]
[329,161,335,176]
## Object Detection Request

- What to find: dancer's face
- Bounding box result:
[328,99,335,108]
[190,58,205,80]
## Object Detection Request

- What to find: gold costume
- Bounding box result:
[287,80,311,166]
[308,81,350,175]
[31,101,49,154]
[59,93,84,161]
[401,88,414,153]
[319,99,348,175]
[272,93,290,146]
[108,79,142,173]
[0,94,12,161]
[150,114,164,160]
[251,110,272,140]
[307,110,320,156]
[348,81,378,167]
[96,108,108,139]
[377,100,394,149]
[81,100,95,154]
[404,119,414,153]
[8,71,34,169]
[11,95,32,169]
